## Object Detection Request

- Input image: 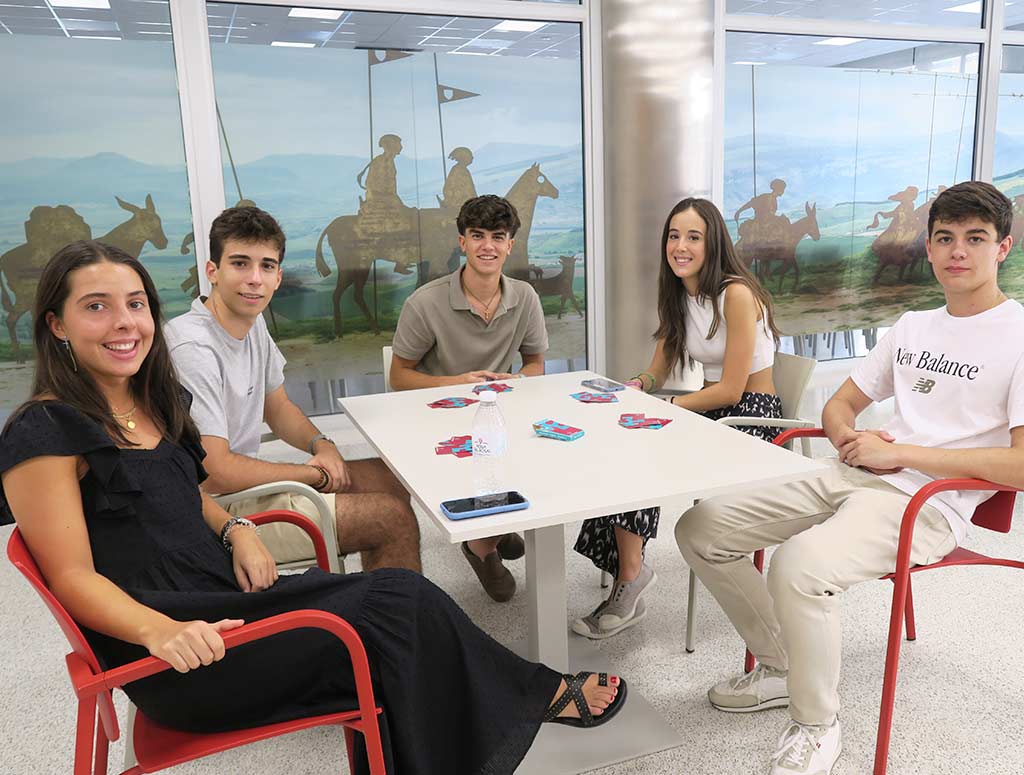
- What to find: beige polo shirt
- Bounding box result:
[392,267,549,376]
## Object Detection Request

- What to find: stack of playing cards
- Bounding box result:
[570,391,619,404]
[472,382,514,394]
[435,435,473,457]
[533,419,585,441]
[618,413,672,430]
[428,397,479,409]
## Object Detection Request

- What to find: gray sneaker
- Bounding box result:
[708,663,789,713]
[572,565,656,639]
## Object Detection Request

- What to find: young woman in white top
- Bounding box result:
[573,197,782,639]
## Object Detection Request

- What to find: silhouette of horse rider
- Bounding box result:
[734,178,790,259]
[868,185,923,285]
[437,147,477,211]
[356,134,413,274]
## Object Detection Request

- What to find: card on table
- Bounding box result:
[618,412,672,430]
[472,382,514,394]
[570,391,619,404]
[428,397,479,409]
[533,419,585,441]
[435,435,473,457]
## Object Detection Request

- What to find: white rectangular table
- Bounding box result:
[340,371,825,773]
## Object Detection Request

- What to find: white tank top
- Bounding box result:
[683,287,775,382]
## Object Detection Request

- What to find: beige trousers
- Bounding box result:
[227,491,340,568]
[675,458,956,724]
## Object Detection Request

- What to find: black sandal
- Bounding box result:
[543,671,628,728]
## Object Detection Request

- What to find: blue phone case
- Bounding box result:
[440,495,530,520]
[582,378,625,392]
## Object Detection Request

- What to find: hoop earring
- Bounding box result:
[62,338,78,372]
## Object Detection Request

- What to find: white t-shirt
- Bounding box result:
[850,300,1024,544]
[165,298,287,458]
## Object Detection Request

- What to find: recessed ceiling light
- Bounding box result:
[50,0,110,7]
[732,60,766,65]
[492,20,547,33]
[288,8,344,21]
[272,40,316,47]
[451,51,490,56]
[944,1,982,12]
[73,35,121,39]
[813,37,862,46]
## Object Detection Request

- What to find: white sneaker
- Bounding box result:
[769,718,842,775]
[708,663,789,712]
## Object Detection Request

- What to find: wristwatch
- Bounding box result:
[308,433,336,455]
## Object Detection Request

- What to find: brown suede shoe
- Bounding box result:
[496,532,525,561]
[462,542,516,602]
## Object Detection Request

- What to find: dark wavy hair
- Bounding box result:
[655,198,780,371]
[11,240,199,448]
[456,195,522,237]
[928,181,1013,241]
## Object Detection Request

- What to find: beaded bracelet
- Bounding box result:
[220,516,257,552]
[631,372,656,393]
[311,464,331,492]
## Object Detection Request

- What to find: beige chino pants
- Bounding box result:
[675,458,956,725]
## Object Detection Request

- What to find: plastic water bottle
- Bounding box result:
[472,390,507,496]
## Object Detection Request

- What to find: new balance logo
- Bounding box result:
[912,378,936,394]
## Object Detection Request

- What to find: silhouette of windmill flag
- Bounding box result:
[437,84,479,104]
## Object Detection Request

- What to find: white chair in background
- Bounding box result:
[382,345,393,392]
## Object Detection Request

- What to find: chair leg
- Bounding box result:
[904,576,916,642]
[685,568,698,653]
[874,571,912,775]
[123,702,138,771]
[600,570,613,589]
[344,727,357,775]
[74,699,97,775]
[93,721,108,775]
[745,549,766,673]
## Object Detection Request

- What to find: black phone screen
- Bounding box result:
[443,491,526,514]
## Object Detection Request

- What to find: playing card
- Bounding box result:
[435,435,473,456]
[618,413,672,430]
[533,419,585,441]
[472,382,514,394]
[570,391,618,404]
[428,397,479,409]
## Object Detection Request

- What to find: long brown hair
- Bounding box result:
[12,240,199,448]
[654,198,780,371]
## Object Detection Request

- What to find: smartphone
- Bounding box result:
[440,491,529,520]
[581,377,625,392]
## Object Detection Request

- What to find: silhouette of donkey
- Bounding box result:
[0,195,168,361]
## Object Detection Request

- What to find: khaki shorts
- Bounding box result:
[226,491,342,569]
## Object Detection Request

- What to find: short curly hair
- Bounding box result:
[456,195,521,238]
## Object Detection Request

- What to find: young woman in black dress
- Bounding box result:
[0,241,626,775]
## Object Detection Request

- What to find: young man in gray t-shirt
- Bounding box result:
[166,206,420,572]
[391,195,549,602]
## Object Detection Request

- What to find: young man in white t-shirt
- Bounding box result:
[166,206,420,574]
[675,181,1024,775]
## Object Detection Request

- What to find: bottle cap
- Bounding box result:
[478,390,498,402]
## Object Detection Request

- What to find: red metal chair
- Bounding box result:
[752,428,1023,775]
[7,510,387,775]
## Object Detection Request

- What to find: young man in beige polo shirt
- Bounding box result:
[391,195,549,601]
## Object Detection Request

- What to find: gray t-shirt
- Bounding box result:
[392,268,548,377]
[165,298,286,457]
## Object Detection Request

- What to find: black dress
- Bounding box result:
[0,402,561,775]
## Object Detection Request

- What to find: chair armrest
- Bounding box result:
[73,610,380,714]
[717,417,816,430]
[215,482,339,573]
[250,510,331,572]
[772,428,827,446]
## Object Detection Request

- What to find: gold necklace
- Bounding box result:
[111,404,137,431]
[463,283,500,321]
